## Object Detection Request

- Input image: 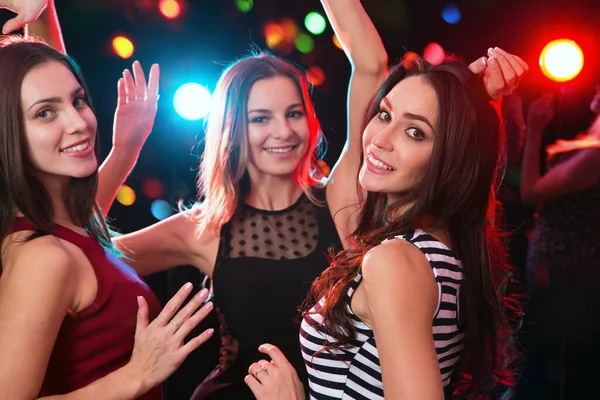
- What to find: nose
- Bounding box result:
[63,105,89,135]
[371,125,394,151]
[273,116,295,140]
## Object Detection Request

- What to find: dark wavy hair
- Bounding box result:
[0,37,115,259]
[306,57,521,398]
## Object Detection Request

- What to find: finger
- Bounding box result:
[180,327,215,354]
[173,297,214,340]
[258,343,291,368]
[493,47,526,78]
[132,60,147,99]
[147,64,160,102]
[244,374,264,397]
[169,288,209,331]
[134,296,150,335]
[154,282,194,326]
[483,56,504,100]
[488,48,517,90]
[117,78,127,106]
[468,56,488,76]
[123,69,136,100]
[512,54,529,73]
[2,15,24,34]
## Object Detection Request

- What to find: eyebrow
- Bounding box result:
[381,97,434,131]
[247,102,304,114]
[26,87,85,112]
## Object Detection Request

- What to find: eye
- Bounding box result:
[287,110,305,118]
[73,96,87,108]
[406,127,425,140]
[36,108,54,120]
[377,109,391,122]
[250,116,268,123]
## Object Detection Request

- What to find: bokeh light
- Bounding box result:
[441,4,461,24]
[116,185,136,206]
[539,39,584,82]
[159,0,180,19]
[235,0,253,13]
[264,22,285,48]
[112,36,134,59]
[304,12,326,35]
[142,179,165,199]
[295,33,314,54]
[307,66,325,86]
[402,51,419,68]
[174,83,212,121]
[151,199,174,221]
[333,34,342,50]
[424,42,445,66]
[281,18,298,42]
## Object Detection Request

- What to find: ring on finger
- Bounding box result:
[169,319,179,328]
[253,365,267,378]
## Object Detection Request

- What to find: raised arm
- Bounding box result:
[322,0,388,244]
[23,0,65,53]
[521,98,600,205]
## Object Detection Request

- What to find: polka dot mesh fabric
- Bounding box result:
[226,196,319,260]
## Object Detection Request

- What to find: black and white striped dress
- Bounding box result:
[299,229,464,399]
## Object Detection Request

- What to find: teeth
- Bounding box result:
[368,153,394,170]
[264,147,293,153]
[62,142,90,153]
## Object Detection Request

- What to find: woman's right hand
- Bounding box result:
[527,94,555,133]
[124,283,214,394]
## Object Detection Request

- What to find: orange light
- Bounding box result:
[116,185,136,206]
[307,66,325,86]
[333,34,342,50]
[402,51,419,68]
[159,0,180,19]
[112,36,134,59]
[539,39,584,82]
[264,22,284,49]
[280,18,298,42]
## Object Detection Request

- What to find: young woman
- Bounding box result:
[0,36,214,400]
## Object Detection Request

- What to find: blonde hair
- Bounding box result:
[190,54,325,236]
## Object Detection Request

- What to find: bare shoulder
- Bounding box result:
[362,238,431,281]
[4,234,74,280]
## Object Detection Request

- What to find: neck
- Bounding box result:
[245,174,304,211]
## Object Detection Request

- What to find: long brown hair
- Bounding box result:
[0,37,114,256]
[307,58,520,397]
[190,53,325,236]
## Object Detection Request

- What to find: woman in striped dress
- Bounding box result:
[244,35,526,400]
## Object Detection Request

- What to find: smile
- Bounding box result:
[367,153,395,171]
[61,142,90,153]
[263,146,296,153]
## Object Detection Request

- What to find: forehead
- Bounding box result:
[21,61,80,106]
[385,75,439,121]
[247,75,303,109]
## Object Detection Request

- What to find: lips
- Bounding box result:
[60,138,91,153]
[263,145,297,153]
[366,151,395,171]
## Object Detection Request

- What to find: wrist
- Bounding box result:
[108,145,141,164]
[118,362,149,398]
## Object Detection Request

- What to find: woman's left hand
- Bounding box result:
[468,47,528,100]
[245,344,305,400]
[112,60,160,154]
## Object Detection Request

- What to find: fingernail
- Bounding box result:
[207,328,215,335]
[481,57,487,67]
[137,296,142,305]
[184,282,193,290]
[489,56,497,65]
[488,47,494,56]
[199,288,208,296]
[203,301,214,310]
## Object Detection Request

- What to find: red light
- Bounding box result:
[539,39,584,82]
[159,0,181,19]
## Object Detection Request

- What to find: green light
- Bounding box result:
[235,0,253,13]
[295,33,314,54]
[304,12,326,35]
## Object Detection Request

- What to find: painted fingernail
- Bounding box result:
[203,301,214,310]
[198,288,209,297]
[489,56,497,65]
[487,47,494,55]
[184,282,193,290]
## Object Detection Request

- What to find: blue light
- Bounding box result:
[151,199,174,221]
[173,83,212,121]
[441,4,461,24]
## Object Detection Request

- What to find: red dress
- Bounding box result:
[5,218,163,399]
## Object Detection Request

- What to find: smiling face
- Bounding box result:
[20,61,98,190]
[359,76,439,201]
[245,75,310,180]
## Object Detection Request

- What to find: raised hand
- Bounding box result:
[527,94,555,134]
[468,47,529,100]
[0,0,47,34]
[112,60,159,154]
[245,343,305,400]
[124,283,214,393]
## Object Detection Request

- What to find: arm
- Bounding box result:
[0,238,142,400]
[23,0,65,53]
[520,95,600,205]
[322,0,388,243]
[114,211,209,276]
[361,239,443,399]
